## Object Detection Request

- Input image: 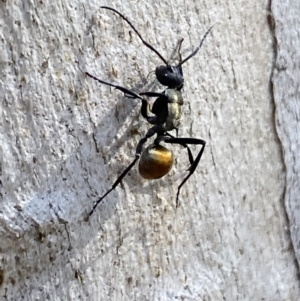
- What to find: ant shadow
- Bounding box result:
[3,9,212,293]
[17,36,192,244]
[76,36,193,219]
[14,31,196,265]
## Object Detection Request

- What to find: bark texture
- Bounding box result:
[0,0,299,300]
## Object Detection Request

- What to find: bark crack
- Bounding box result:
[267,0,300,280]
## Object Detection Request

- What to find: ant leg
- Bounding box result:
[177,38,184,78]
[140,97,160,125]
[80,67,162,130]
[165,133,194,166]
[79,64,164,125]
[84,71,144,100]
[88,126,158,218]
[177,24,215,67]
[139,91,170,126]
[140,92,166,98]
[177,38,184,63]
[163,137,206,207]
[88,157,139,217]
[81,69,158,124]
[76,61,143,100]
[76,60,143,99]
[101,6,169,65]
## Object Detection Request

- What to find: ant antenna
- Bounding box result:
[101,6,169,65]
[177,23,216,67]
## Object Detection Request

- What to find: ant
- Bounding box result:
[82,8,214,217]
[83,75,206,216]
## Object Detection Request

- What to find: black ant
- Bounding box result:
[101,6,214,90]
[82,74,205,217]
[82,8,214,217]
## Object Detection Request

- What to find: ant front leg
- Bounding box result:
[176,38,184,91]
[76,61,143,100]
[84,72,144,100]
[164,137,206,208]
[81,71,163,127]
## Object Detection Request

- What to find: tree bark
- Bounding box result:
[1,0,299,300]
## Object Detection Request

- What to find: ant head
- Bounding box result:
[155,65,184,89]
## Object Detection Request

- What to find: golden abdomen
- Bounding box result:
[138,144,174,179]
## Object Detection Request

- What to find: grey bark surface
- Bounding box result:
[271,0,300,272]
[0,0,299,300]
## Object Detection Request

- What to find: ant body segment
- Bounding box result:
[82,7,214,217]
